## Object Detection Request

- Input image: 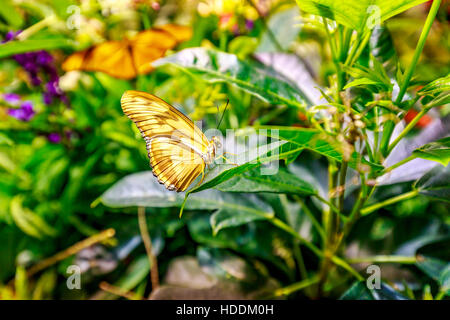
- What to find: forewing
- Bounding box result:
[121,90,210,154]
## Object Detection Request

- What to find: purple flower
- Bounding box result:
[3,93,21,105]
[2,30,21,43]
[2,30,69,106]
[245,19,254,31]
[43,79,67,105]
[47,133,61,144]
[8,100,35,121]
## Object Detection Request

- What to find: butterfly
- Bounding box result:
[62,24,192,79]
[121,90,226,192]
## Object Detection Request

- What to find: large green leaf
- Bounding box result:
[413,164,450,202]
[415,237,450,291]
[100,171,274,234]
[0,39,73,58]
[340,281,408,300]
[413,137,450,167]
[153,48,311,109]
[253,126,384,172]
[189,140,303,193]
[216,167,317,196]
[295,0,428,32]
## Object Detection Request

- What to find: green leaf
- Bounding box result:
[414,164,450,202]
[413,137,450,166]
[295,0,428,32]
[418,74,450,96]
[188,140,301,193]
[216,167,317,196]
[102,255,149,300]
[0,133,13,146]
[0,0,24,28]
[254,126,384,172]
[187,213,293,275]
[228,36,258,60]
[100,171,274,234]
[343,78,380,89]
[341,59,392,92]
[0,39,73,59]
[153,48,311,109]
[415,237,450,289]
[256,6,301,53]
[340,281,408,300]
[10,195,57,239]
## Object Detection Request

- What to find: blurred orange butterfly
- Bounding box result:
[62,24,192,79]
[121,90,225,192]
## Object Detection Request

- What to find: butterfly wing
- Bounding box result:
[62,25,191,79]
[62,41,137,79]
[121,90,210,192]
[156,24,193,43]
[130,29,176,75]
[149,137,205,191]
[130,24,192,75]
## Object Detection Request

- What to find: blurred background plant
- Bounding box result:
[0,0,448,300]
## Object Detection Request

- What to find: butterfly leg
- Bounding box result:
[195,167,205,188]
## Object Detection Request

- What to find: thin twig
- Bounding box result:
[99,281,142,300]
[137,206,159,296]
[26,228,116,278]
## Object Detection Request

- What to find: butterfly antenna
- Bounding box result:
[216,99,229,129]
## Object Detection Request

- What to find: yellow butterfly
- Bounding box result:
[121,90,225,192]
[62,24,192,79]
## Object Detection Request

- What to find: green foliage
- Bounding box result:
[295,0,429,32]
[0,0,448,301]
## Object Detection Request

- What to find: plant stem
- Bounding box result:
[99,281,142,300]
[380,0,442,157]
[293,243,308,281]
[338,161,348,213]
[381,154,417,175]
[26,229,115,277]
[268,216,361,280]
[360,190,419,216]
[323,18,343,98]
[273,275,320,297]
[347,255,416,264]
[138,207,159,295]
[387,108,430,154]
[294,196,326,241]
[396,0,442,105]
[314,194,346,222]
[17,15,56,40]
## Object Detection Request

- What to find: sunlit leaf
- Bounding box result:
[295,0,428,32]
[153,48,311,109]
[254,126,384,171]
